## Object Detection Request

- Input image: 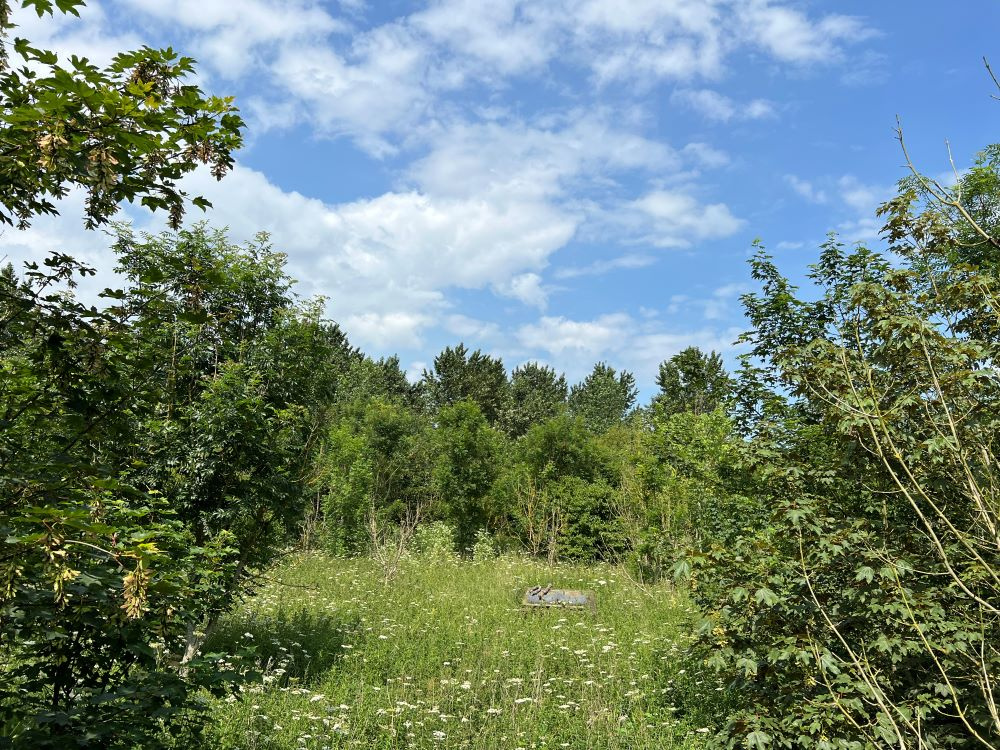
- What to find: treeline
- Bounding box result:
[309,333,737,570]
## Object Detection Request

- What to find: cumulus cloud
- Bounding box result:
[4,162,577,351]
[271,23,431,154]
[493,273,550,309]
[408,112,677,199]
[835,175,889,242]
[80,0,877,149]
[122,0,347,78]
[517,313,633,357]
[681,142,731,169]
[626,190,744,248]
[10,1,142,67]
[736,0,877,64]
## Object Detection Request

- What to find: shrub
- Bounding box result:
[411,522,458,562]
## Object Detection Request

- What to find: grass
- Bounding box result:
[206,552,716,749]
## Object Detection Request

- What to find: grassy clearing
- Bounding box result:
[207,553,714,750]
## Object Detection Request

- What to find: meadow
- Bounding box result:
[206,552,717,750]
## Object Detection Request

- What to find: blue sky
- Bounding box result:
[6,0,1000,398]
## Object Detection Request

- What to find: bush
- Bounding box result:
[471,529,498,561]
[411,522,458,562]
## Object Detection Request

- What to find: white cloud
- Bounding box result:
[122,0,346,78]
[443,314,501,341]
[837,175,881,213]
[515,311,743,387]
[555,253,656,279]
[4,162,578,351]
[834,175,890,242]
[785,174,828,203]
[629,325,743,379]
[411,0,555,77]
[517,313,632,357]
[626,190,744,248]
[176,165,579,348]
[342,311,434,349]
[682,142,731,169]
[10,1,142,67]
[103,0,875,148]
[271,23,430,154]
[703,282,750,320]
[409,112,677,199]
[672,88,776,123]
[737,0,877,64]
[570,0,726,86]
[493,273,550,309]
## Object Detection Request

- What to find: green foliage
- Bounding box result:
[411,521,458,562]
[0,0,243,229]
[0,225,343,745]
[432,400,501,552]
[422,343,510,426]
[470,528,498,561]
[116,225,343,609]
[335,354,419,412]
[691,148,1000,749]
[316,398,435,554]
[0,255,224,746]
[654,347,732,417]
[498,414,619,562]
[569,362,638,433]
[503,361,567,437]
[611,409,753,583]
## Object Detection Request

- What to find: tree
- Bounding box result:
[0,224,346,745]
[653,347,731,416]
[568,362,637,433]
[0,254,227,747]
[433,400,501,552]
[0,2,247,743]
[502,361,567,437]
[115,225,344,661]
[692,143,1000,749]
[0,0,243,229]
[336,355,421,413]
[316,398,435,560]
[421,343,509,426]
[501,413,616,562]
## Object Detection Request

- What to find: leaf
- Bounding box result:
[755,587,779,607]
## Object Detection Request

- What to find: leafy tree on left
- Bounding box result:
[1,225,349,747]
[0,2,265,746]
[0,0,244,229]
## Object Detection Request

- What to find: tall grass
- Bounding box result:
[207,553,716,749]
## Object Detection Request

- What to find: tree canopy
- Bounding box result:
[0,0,243,229]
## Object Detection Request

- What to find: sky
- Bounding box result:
[5,0,1000,399]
